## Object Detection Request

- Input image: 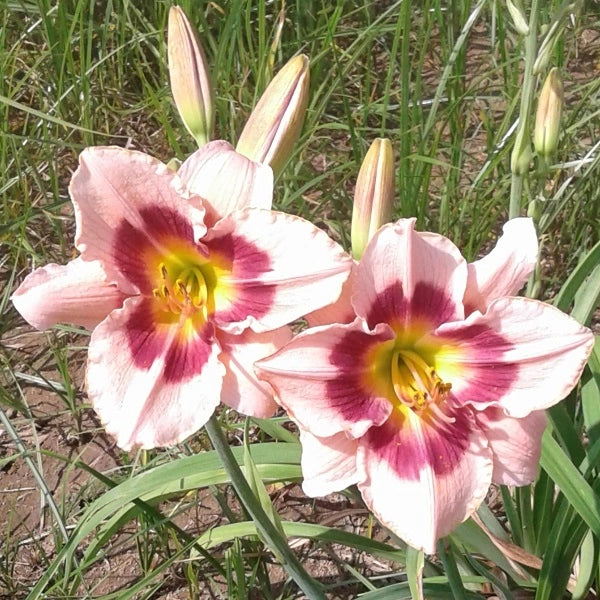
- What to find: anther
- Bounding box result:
[177,279,188,295]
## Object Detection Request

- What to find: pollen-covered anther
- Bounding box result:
[391,349,455,423]
[153,261,207,317]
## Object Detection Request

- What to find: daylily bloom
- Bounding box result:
[12,142,352,450]
[256,217,593,553]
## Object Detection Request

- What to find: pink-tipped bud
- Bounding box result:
[534,68,563,159]
[168,6,214,147]
[351,139,395,260]
[236,55,309,177]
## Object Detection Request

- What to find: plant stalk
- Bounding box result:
[509,0,540,219]
[205,415,326,599]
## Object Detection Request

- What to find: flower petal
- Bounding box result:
[305,264,357,327]
[87,296,225,449]
[205,208,353,333]
[217,325,292,418]
[464,218,538,314]
[475,407,547,486]
[357,407,493,553]
[70,147,206,293]
[354,218,467,332]
[256,320,394,438]
[299,428,360,497]
[432,297,594,416]
[178,140,273,226]
[11,258,127,330]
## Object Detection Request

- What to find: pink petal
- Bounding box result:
[110,203,208,297]
[431,297,594,417]
[475,407,547,486]
[298,428,360,496]
[353,219,467,332]
[255,320,394,438]
[178,140,273,226]
[87,296,225,449]
[464,218,538,314]
[11,258,127,330]
[357,407,493,553]
[217,325,293,418]
[305,264,357,327]
[70,147,206,293]
[205,208,353,333]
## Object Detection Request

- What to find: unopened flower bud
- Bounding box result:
[351,139,395,260]
[534,68,563,159]
[168,6,214,147]
[533,21,561,75]
[511,122,532,176]
[506,0,529,35]
[236,55,309,177]
[527,197,542,222]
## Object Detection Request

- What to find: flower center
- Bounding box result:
[152,261,209,320]
[390,349,455,423]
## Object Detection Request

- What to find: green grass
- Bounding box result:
[1,0,599,598]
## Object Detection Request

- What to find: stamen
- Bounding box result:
[153,260,209,317]
[390,348,453,420]
[401,355,431,397]
[177,279,189,298]
[428,401,456,424]
[391,355,415,406]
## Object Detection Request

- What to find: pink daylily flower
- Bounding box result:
[256,217,594,553]
[12,142,352,449]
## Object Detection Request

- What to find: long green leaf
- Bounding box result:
[554,241,600,312]
[359,578,487,600]
[571,263,600,326]
[540,431,600,537]
[571,531,597,600]
[27,443,301,599]
[194,520,406,564]
[581,359,600,449]
[405,546,424,600]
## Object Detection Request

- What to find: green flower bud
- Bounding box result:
[511,121,532,176]
[506,0,529,35]
[351,139,395,260]
[527,197,542,222]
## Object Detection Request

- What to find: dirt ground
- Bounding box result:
[1,325,404,598]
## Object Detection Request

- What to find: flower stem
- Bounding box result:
[204,415,326,599]
[509,171,524,220]
[509,0,540,219]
